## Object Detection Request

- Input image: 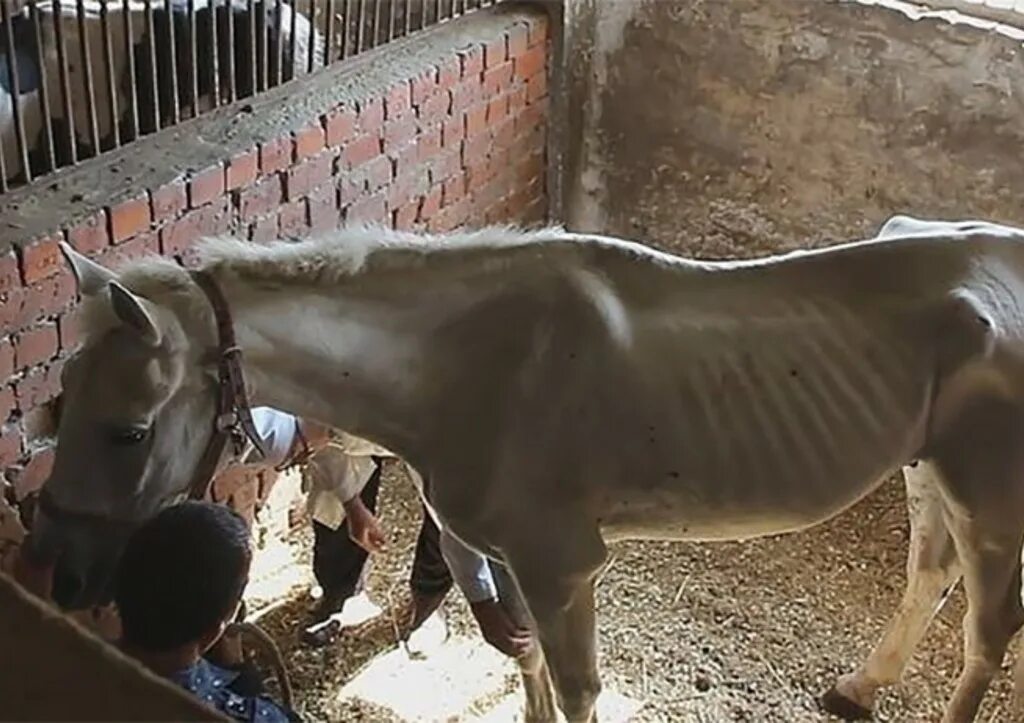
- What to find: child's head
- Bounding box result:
[115,501,252,654]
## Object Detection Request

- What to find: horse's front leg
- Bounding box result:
[504,521,607,723]
[491,562,556,722]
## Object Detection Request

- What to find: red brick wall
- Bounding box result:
[0,10,550,526]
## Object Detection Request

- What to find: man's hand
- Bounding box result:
[345,499,387,554]
[469,598,533,658]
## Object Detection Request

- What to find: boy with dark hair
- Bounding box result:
[115,501,298,723]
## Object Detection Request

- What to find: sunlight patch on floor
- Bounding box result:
[335,634,645,722]
[336,636,516,720]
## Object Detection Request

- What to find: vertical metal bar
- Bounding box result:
[386,0,396,41]
[287,0,296,73]
[76,0,100,152]
[340,0,350,56]
[30,0,56,172]
[187,0,198,115]
[165,0,180,122]
[403,0,410,36]
[143,0,159,131]
[225,0,236,101]
[210,0,221,105]
[371,0,381,47]
[433,0,440,26]
[323,0,334,66]
[99,0,120,147]
[254,0,265,90]
[305,0,316,72]
[273,0,282,84]
[53,0,78,162]
[1,0,29,182]
[245,0,255,96]
[122,0,139,139]
[355,0,364,51]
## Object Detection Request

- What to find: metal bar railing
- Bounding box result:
[0,0,501,194]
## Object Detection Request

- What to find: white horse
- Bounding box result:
[22,215,1024,722]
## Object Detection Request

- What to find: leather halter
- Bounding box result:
[186,270,267,500]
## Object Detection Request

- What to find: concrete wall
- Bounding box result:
[0,5,550,547]
[563,0,1024,259]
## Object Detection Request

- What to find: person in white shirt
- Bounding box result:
[243,407,532,658]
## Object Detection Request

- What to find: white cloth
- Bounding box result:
[245,407,499,603]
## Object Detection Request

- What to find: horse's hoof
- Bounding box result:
[820,686,873,721]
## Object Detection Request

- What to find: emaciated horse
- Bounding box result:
[21,215,1024,722]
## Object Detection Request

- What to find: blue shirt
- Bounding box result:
[168,658,296,722]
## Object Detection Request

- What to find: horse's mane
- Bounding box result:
[76,224,572,343]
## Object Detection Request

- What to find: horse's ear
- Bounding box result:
[108,281,162,347]
[59,242,115,296]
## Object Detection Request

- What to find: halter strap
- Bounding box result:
[186,270,267,500]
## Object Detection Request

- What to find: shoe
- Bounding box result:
[301,592,382,648]
[404,608,449,658]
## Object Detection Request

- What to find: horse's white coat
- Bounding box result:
[34,216,1024,723]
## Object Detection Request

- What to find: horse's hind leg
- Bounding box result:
[932,399,1024,722]
[823,461,961,719]
[491,561,557,722]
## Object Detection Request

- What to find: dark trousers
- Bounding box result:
[311,458,454,602]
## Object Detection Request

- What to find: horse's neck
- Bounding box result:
[211,274,442,465]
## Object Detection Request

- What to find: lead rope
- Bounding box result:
[224,620,294,711]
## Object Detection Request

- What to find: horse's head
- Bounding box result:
[24,246,222,610]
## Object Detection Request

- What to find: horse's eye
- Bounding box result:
[110,426,150,446]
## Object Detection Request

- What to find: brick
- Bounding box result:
[418,186,442,222]
[492,117,517,149]
[357,97,384,134]
[514,44,546,81]
[393,201,418,231]
[428,198,470,233]
[450,80,482,113]
[279,199,308,237]
[526,15,548,46]
[507,24,529,57]
[384,116,418,153]
[0,385,14,424]
[108,195,152,243]
[338,177,364,207]
[0,338,10,380]
[345,193,386,225]
[14,270,75,330]
[462,135,491,169]
[483,62,514,96]
[159,199,230,257]
[342,134,382,169]
[411,68,438,107]
[428,149,463,185]
[260,137,292,175]
[437,56,460,91]
[13,446,54,498]
[515,103,546,138]
[508,86,528,116]
[249,215,279,243]
[227,149,259,190]
[458,45,484,79]
[388,172,426,211]
[150,179,188,220]
[484,37,508,69]
[418,91,450,127]
[189,165,225,208]
[488,94,510,125]
[18,236,61,284]
[66,212,109,255]
[0,424,21,467]
[308,188,339,233]
[294,123,326,160]
[14,323,58,370]
[526,72,548,104]
[517,151,547,186]
[384,81,412,121]
[352,155,392,192]
[442,173,467,208]
[466,102,488,138]
[238,175,284,220]
[418,125,442,162]
[441,116,465,149]
[324,107,357,147]
[15,359,63,410]
[96,233,159,270]
[58,310,82,352]
[0,252,19,294]
[286,153,334,201]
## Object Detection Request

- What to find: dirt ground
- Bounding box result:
[247,460,1017,723]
